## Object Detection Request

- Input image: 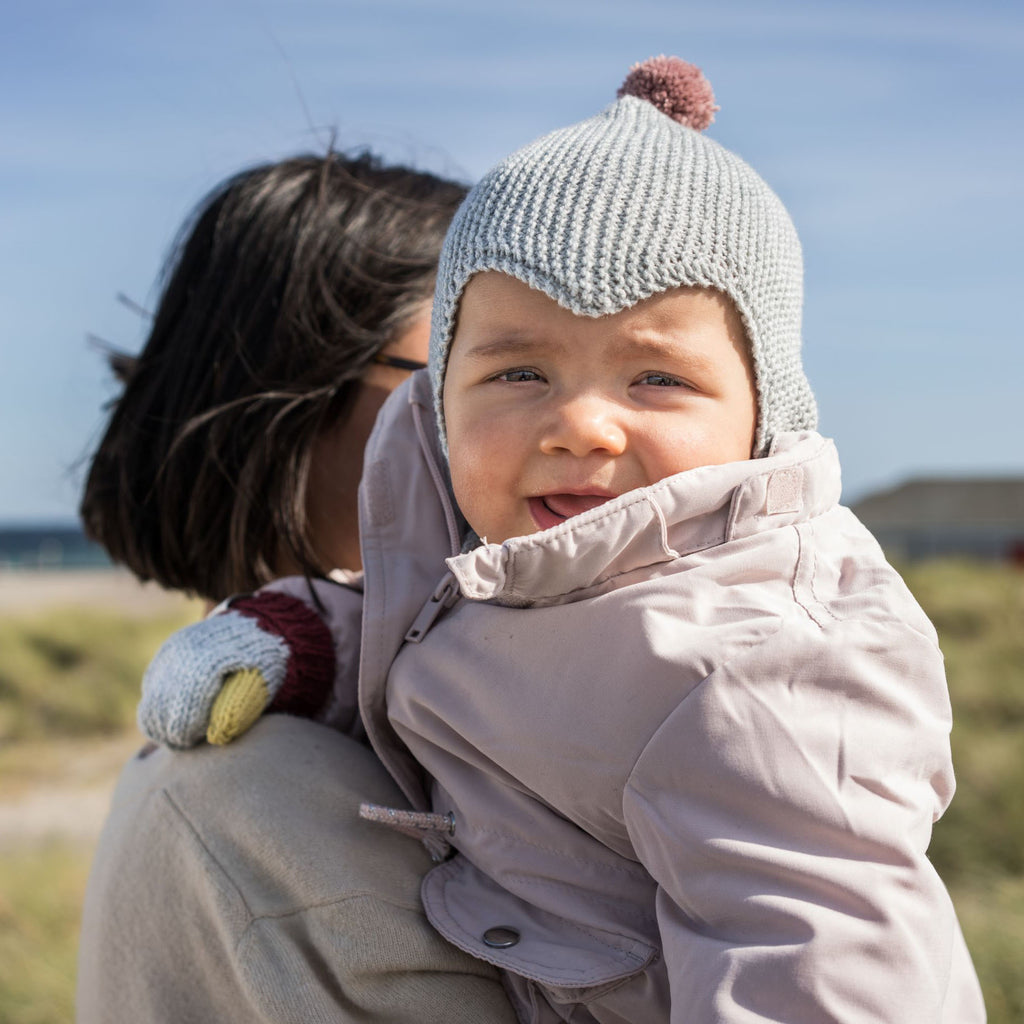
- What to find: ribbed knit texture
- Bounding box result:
[430,90,817,455]
[138,590,337,749]
[207,668,270,746]
[139,610,290,749]
[231,591,335,720]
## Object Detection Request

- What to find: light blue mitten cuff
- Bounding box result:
[138,611,290,749]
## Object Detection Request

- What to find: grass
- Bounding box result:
[0,595,197,1024]
[904,560,1024,1020]
[0,843,91,1024]
[0,604,196,744]
[951,875,1024,1021]
[0,564,1021,1022]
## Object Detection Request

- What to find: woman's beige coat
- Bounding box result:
[76,714,516,1023]
[350,372,985,1023]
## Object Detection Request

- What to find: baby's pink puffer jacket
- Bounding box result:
[348,371,985,1024]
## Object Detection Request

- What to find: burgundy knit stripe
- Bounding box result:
[230,591,335,719]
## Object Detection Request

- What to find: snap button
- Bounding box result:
[482,926,520,949]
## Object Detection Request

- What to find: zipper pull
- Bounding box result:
[404,572,460,643]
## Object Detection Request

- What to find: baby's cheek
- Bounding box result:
[661,420,739,476]
[448,454,489,533]
[459,464,518,543]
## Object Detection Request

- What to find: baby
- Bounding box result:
[140,58,984,1022]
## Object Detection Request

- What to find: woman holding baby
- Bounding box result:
[80,58,984,1024]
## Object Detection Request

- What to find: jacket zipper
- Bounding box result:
[401,387,466,646]
[404,571,460,643]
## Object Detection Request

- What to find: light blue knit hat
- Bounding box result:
[429,56,817,455]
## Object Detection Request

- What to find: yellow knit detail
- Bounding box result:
[207,668,270,745]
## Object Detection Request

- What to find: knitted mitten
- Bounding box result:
[138,590,335,749]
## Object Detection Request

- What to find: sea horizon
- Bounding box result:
[0,523,112,571]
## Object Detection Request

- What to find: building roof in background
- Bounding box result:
[852,477,1024,527]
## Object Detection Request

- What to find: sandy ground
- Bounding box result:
[0,731,144,849]
[0,732,144,849]
[0,568,189,614]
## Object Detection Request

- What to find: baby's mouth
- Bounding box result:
[528,493,615,531]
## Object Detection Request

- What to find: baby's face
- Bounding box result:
[443,272,757,545]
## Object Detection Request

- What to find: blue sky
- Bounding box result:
[1,0,1022,522]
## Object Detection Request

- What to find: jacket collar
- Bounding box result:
[443,431,841,607]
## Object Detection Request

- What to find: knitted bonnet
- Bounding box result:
[429,56,817,455]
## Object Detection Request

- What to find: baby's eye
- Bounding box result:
[493,368,544,383]
[637,372,686,387]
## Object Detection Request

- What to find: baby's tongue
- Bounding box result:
[544,494,613,519]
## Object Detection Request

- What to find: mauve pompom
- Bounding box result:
[618,56,718,131]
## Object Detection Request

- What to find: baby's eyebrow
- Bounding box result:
[459,331,720,375]
[619,335,689,359]
[459,335,551,360]
[617,335,719,374]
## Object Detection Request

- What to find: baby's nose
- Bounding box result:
[539,395,627,457]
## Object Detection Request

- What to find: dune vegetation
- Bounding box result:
[0,595,196,1024]
[904,560,1024,1020]
[0,562,1021,1022]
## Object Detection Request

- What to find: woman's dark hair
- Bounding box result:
[80,151,466,601]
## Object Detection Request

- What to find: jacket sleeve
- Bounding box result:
[77,715,518,1024]
[622,615,979,1023]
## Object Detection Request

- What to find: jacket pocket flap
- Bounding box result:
[422,858,658,988]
